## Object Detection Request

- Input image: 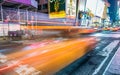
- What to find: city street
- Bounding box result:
[55,31,120,75]
[0,30,120,75]
[0,0,120,75]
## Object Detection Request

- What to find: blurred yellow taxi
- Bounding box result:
[110,27,119,31]
[102,27,110,31]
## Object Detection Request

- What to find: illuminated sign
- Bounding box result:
[86,0,97,15]
[86,0,105,17]
[79,0,86,11]
[49,0,66,18]
[96,0,105,17]
[66,0,76,19]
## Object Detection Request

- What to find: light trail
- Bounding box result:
[0,37,97,75]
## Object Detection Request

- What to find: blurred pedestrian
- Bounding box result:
[78,11,82,26]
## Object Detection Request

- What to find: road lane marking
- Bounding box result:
[92,40,119,75]
[7,60,20,66]
[1,60,42,75]
[97,40,119,56]
[14,64,42,75]
[103,46,120,75]
[0,53,7,63]
[91,33,120,38]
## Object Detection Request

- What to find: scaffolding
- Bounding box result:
[0,5,76,37]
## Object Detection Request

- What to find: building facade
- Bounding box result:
[1,0,38,8]
[38,0,48,13]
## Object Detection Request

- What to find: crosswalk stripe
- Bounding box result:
[92,40,120,75]
[91,33,120,38]
[0,53,7,63]
[103,45,120,75]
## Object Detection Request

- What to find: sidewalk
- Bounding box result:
[0,36,56,49]
[0,37,23,49]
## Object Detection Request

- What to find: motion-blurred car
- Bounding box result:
[94,27,102,32]
[110,27,119,31]
[102,27,110,31]
[78,28,97,34]
[0,38,97,75]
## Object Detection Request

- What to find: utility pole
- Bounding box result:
[18,4,23,31]
[1,5,5,39]
[7,16,10,39]
[84,0,88,27]
[0,2,5,39]
[75,0,80,26]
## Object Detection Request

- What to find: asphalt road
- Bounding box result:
[1,30,120,75]
[56,31,120,75]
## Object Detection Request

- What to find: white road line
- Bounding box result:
[0,53,7,63]
[102,46,120,75]
[91,33,120,38]
[97,40,119,56]
[92,40,119,75]
[14,64,42,75]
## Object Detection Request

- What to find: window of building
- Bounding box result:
[43,4,48,9]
